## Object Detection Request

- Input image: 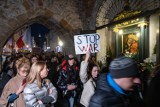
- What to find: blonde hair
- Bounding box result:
[17,57,30,73]
[27,61,46,88]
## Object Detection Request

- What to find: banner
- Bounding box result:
[16,36,25,48]
[16,27,32,50]
[74,33,100,54]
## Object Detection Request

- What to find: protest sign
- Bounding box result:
[74,33,100,54]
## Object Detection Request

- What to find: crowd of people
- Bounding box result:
[0,51,159,107]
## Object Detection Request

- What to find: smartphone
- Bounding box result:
[22,79,26,85]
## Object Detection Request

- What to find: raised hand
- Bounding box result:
[85,51,91,63]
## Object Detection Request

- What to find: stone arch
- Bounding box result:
[96,0,159,28]
[0,0,83,54]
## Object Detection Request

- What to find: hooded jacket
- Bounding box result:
[89,73,143,107]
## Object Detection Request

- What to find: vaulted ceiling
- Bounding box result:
[0,0,159,51]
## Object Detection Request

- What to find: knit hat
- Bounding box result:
[109,56,139,78]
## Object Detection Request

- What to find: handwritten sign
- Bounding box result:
[74,34,100,54]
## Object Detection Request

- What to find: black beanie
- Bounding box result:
[109,56,139,78]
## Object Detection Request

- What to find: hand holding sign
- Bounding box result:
[74,33,100,54]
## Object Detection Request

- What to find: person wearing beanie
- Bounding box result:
[89,56,145,107]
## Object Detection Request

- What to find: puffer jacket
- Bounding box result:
[89,73,143,107]
[24,79,57,107]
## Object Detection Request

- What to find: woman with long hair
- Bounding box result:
[79,52,99,107]
[24,61,57,107]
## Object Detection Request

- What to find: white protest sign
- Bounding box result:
[74,33,100,54]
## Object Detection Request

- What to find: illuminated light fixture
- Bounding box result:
[138,22,147,27]
[59,41,63,46]
[157,29,159,34]
[136,32,140,37]
[118,30,123,35]
[47,47,50,49]
[26,45,29,48]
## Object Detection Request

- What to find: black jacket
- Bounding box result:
[89,73,144,107]
[57,64,79,98]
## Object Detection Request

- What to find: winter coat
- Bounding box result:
[89,73,144,107]
[57,62,79,98]
[0,74,26,107]
[24,79,57,107]
[79,61,96,107]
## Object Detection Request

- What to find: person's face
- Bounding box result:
[18,64,30,77]
[40,65,49,79]
[91,57,96,61]
[31,57,38,63]
[91,66,99,79]
[16,60,20,69]
[117,77,141,91]
[51,57,57,62]
[68,59,75,66]
[9,62,13,68]
[27,54,32,59]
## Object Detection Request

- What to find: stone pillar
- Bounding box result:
[96,28,107,64]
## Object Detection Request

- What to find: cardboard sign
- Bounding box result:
[74,33,100,54]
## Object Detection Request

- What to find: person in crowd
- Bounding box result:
[0,58,17,96]
[0,57,30,107]
[25,53,32,60]
[0,62,10,97]
[57,52,64,64]
[2,56,11,72]
[89,56,144,107]
[57,54,79,107]
[79,51,99,107]
[90,56,99,66]
[24,61,57,107]
[3,59,15,78]
[30,55,38,64]
[145,67,160,107]
[47,55,59,85]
